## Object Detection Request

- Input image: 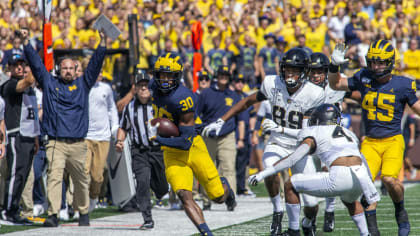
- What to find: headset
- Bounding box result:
[55,56,78,76]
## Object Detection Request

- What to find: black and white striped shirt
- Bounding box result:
[120,99,157,148]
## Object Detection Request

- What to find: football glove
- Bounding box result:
[262,119,282,134]
[248,173,264,186]
[331,43,349,66]
[202,118,225,137]
[147,120,160,141]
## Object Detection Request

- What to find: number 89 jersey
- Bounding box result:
[298,125,361,168]
[260,75,325,147]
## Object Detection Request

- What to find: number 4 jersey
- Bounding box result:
[298,125,361,168]
[348,69,418,138]
[260,75,325,147]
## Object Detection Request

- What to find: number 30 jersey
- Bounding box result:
[298,125,361,168]
[260,75,325,147]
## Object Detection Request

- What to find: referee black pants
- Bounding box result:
[131,147,168,222]
[3,134,35,217]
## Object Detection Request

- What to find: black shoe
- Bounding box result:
[119,205,138,212]
[78,213,90,226]
[2,214,33,226]
[43,214,59,227]
[68,206,75,219]
[270,212,283,236]
[396,209,410,236]
[279,228,300,236]
[221,177,237,211]
[302,217,316,236]
[203,203,211,211]
[323,211,335,232]
[139,220,154,230]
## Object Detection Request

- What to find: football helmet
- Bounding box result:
[280,48,310,88]
[308,104,341,126]
[153,52,183,92]
[365,40,395,80]
[309,52,330,87]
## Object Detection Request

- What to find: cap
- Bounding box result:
[264,32,276,40]
[351,12,358,18]
[276,36,287,44]
[135,71,150,84]
[234,73,245,82]
[8,55,27,66]
[153,14,161,20]
[207,21,216,28]
[198,70,210,80]
[217,66,231,76]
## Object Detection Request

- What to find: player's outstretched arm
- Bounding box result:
[202,92,263,137]
[248,138,314,186]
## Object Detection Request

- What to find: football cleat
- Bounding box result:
[270,212,283,235]
[302,217,316,236]
[139,220,154,230]
[279,228,300,236]
[323,211,335,232]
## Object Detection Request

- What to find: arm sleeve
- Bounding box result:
[282,127,301,138]
[155,125,194,150]
[347,70,363,92]
[407,79,419,107]
[119,105,131,131]
[259,144,311,179]
[23,43,49,87]
[83,46,107,89]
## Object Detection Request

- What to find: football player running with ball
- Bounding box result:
[248,104,380,236]
[147,53,236,236]
[203,48,325,235]
[329,41,420,236]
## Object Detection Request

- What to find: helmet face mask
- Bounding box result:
[308,104,341,126]
[309,52,329,87]
[153,53,183,93]
[280,48,310,88]
[366,40,395,80]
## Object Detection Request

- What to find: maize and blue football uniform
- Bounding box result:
[348,69,418,179]
[150,82,225,199]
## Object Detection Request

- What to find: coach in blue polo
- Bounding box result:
[18,28,106,227]
[198,65,245,201]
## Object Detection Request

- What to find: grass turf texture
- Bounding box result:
[208,183,420,236]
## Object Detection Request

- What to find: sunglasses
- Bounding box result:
[234,80,244,83]
[199,77,210,81]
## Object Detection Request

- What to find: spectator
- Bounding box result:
[258,33,279,79]
[402,113,418,180]
[116,72,168,230]
[1,56,39,225]
[20,28,106,227]
[196,70,211,94]
[235,34,259,88]
[85,71,119,212]
[1,35,24,69]
[205,35,226,76]
[402,38,420,84]
[327,3,350,45]
[294,34,312,56]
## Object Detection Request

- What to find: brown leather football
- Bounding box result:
[151,118,180,137]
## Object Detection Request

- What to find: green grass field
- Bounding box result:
[211,183,420,236]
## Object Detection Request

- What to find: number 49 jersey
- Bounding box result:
[298,125,361,168]
[260,75,325,147]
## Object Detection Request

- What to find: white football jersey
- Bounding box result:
[324,83,346,110]
[260,75,325,146]
[298,125,361,168]
[257,100,272,117]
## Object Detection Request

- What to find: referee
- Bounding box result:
[116,72,168,230]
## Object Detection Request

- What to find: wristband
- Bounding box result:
[329,63,339,73]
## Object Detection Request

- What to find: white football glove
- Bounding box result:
[331,43,349,66]
[262,119,282,134]
[248,173,264,186]
[147,121,160,140]
[202,118,225,137]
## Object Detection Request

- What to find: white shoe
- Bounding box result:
[33,204,45,217]
[73,211,80,220]
[59,208,69,221]
[89,198,98,213]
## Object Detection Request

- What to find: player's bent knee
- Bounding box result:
[176,189,193,203]
[381,175,398,185]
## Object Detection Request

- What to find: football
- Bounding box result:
[151,118,180,137]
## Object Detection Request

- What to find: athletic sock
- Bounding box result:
[197,223,213,236]
[352,212,369,236]
[270,193,284,213]
[325,197,336,212]
[365,209,379,233]
[394,200,404,212]
[286,203,301,230]
[302,217,313,228]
